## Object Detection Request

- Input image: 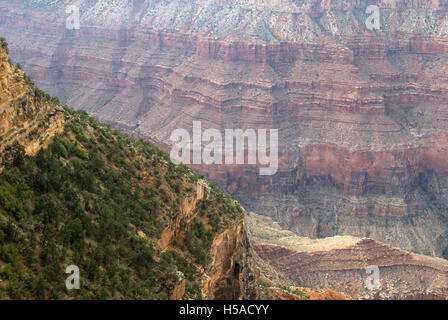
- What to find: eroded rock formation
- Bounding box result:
[156,178,258,299]
[248,212,448,299]
[0,40,65,169]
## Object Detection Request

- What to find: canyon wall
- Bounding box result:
[157,179,258,299]
[2,0,448,256]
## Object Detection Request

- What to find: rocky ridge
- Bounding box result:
[0,41,257,300]
[0,38,65,169]
[248,212,448,299]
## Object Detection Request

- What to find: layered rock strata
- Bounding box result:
[248,212,448,299]
[157,179,258,299]
[0,40,65,169]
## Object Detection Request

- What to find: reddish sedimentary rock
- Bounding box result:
[248,212,448,299]
[254,239,448,299]
[255,239,448,299]
[2,0,448,256]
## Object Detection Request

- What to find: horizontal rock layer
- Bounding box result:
[255,240,448,299]
[248,213,448,299]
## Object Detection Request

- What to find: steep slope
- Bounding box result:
[2,0,448,257]
[247,212,448,300]
[0,41,257,300]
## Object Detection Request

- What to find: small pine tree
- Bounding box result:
[0,37,9,54]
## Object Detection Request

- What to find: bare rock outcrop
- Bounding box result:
[248,212,448,299]
[156,178,258,299]
[0,42,65,169]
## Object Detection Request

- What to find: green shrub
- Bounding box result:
[0,186,26,220]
